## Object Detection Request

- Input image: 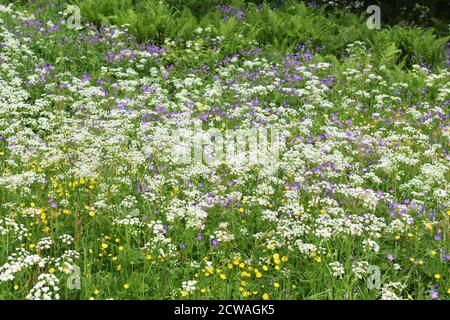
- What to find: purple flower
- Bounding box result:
[48,198,57,209]
[211,239,219,247]
[430,289,439,299]
[434,229,442,241]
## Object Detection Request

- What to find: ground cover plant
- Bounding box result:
[0,0,449,300]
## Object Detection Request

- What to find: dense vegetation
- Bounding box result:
[0,0,448,300]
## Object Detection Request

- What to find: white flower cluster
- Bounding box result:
[328,262,345,277]
[211,223,235,243]
[181,279,198,293]
[36,237,53,250]
[352,261,370,280]
[0,217,28,240]
[380,282,406,300]
[114,215,142,226]
[26,273,60,300]
[362,239,380,253]
[58,234,74,245]
[0,248,45,282]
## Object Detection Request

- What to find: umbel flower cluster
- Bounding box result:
[0,4,449,300]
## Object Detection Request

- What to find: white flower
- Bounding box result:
[329,262,345,277]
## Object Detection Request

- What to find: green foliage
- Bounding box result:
[375,26,449,69]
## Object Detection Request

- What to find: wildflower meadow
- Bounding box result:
[0,0,449,301]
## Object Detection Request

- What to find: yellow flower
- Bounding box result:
[181,291,188,297]
[395,235,401,240]
[94,289,100,295]
[88,211,95,217]
[262,293,269,300]
[123,283,129,289]
[434,274,441,280]
[239,262,245,269]
[274,265,280,271]
[447,210,450,217]
[274,282,280,288]
[262,265,268,271]
[239,208,244,213]
[13,284,19,290]
[255,272,262,278]
[220,274,227,280]
[118,246,124,251]
[200,288,206,293]
[101,243,108,250]
[49,268,55,273]
[273,253,280,264]
[267,242,275,250]
[418,260,424,265]
[146,254,152,260]
[447,288,450,294]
